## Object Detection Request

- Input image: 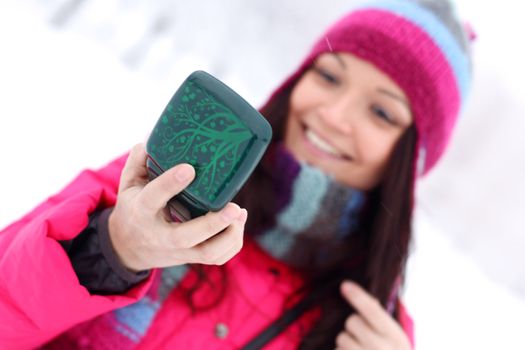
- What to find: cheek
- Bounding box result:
[356,129,397,172]
[289,77,322,118]
[285,83,311,143]
[289,84,307,119]
[283,103,305,159]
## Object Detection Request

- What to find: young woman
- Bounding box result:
[0,0,473,349]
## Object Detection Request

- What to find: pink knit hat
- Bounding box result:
[268,0,474,177]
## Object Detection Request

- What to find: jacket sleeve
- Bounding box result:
[0,152,155,350]
[60,207,150,295]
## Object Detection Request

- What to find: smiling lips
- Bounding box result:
[303,126,352,161]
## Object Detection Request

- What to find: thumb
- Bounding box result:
[118,143,149,193]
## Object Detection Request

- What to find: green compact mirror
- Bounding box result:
[146,71,272,221]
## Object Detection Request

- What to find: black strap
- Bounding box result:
[240,278,342,350]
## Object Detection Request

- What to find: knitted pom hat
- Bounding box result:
[267,0,474,177]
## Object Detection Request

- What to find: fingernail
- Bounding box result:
[342,281,354,294]
[237,209,248,223]
[175,164,193,182]
[221,204,240,222]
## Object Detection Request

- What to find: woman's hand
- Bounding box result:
[335,281,412,350]
[108,143,247,272]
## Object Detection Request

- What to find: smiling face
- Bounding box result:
[284,53,414,190]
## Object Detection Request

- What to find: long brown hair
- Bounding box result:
[235,73,418,348]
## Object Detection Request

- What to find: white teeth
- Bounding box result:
[305,129,342,157]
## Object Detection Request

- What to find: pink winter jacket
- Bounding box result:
[0,154,414,349]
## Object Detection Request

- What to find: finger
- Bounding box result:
[341,281,395,335]
[211,233,244,265]
[192,209,246,264]
[335,331,361,350]
[169,204,244,249]
[119,143,149,193]
[344,315,382,348]
[210,213,247,265]
[138,163,195,214]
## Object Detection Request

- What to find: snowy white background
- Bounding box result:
[0,0,523,349]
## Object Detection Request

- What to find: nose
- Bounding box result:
[317,93,354,134]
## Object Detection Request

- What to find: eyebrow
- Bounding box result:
[377,88,409,109]
[327,53,346,69]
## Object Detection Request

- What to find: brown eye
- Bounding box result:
[371,105,396,125]
[313,67,340,85]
